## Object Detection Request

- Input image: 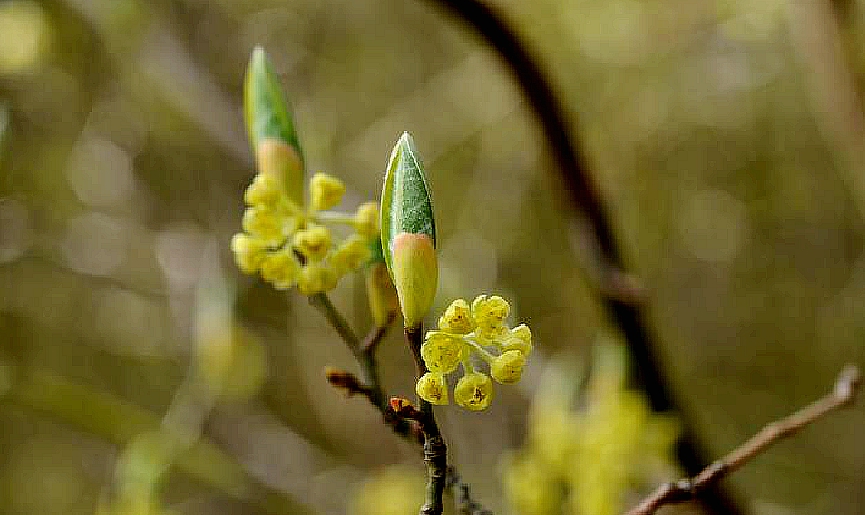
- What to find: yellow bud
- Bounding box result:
[353,201,380,238]
[242,206,285,245]
[416,372,449,405]
[293,226,332,262]
[230,233,267,274]
[501,324,532,356]
[256,138,304,206]
[365,262,399,327]
[491,349,526,384]
[420,331,465,373]
[390,232,437,328]
[454,372,493,411]
[297,262,337,295]
[330,234,371,275]
[259,250,300,289]
[472,294,510,341]
[244,173,283,207]
[438,298,473,334]
[310,172,345,211]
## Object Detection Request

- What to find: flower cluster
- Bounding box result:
[502,342,679,515]
[231,166,379,295]
[415,295,532,411]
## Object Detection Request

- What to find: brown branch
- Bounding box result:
[626,364,861,515]
[314,294,486,514]
[405,324,448,515]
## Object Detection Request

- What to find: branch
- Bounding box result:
[312,294,488,513]
[406,324,448,515]
[417,2,741,513]
[626,364,861,515]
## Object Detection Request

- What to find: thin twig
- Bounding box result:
[311,294,485,512]
[406,324,448,515]
[626,364,862,515]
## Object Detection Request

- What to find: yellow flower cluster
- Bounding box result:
[415,295,532,411]
[502,343,679,515]
[231,168,379,295]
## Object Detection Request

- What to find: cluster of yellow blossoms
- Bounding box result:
[502,343,679,515]
[415,295,532,411]
[230,169,379,295]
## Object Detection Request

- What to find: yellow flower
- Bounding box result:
[329,234,371,275]
[454,372,493,411]
[501,324,532,356]
[259,250,300,290]
[491,349,526,384]
[242,206,285,245]
[438,298,474,335]
[243,172,284,207]
[293,226,332,262]
[310,172,345,211]
[365,262,399,327]
[420,331,465,373]
[298,262,337,295]
[472,295,510,341]
[230,233,267,274]
[353,201,380,238]
[416,372,449,405]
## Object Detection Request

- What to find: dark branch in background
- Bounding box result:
[627,364,861,515]
[419,1,744,514]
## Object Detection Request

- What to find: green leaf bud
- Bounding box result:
[244,47,304,205]
[380,132,437,327]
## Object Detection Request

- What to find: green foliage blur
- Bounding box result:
[1,1,864,514]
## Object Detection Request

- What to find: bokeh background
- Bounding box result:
[1,0,864,514]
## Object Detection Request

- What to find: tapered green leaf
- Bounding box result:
[244,47,303,157]
[380,132,436,273]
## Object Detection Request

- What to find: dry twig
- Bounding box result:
[626,364,861,515]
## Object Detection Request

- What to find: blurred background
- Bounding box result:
[1,0,864,514]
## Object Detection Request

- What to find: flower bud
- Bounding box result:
[297,262,337,296]
[310,172,345,212]
[330,234,371,276]
[365,262,399,327]
[293,226,332,262]
[353,201,380,238]
[259,250,300,290]
[230,233,267,274]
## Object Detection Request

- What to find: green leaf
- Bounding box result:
[380,132,436,273]
[243,47,303,157]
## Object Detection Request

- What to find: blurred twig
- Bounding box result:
[419,1,743,514]
[626,365,861,515]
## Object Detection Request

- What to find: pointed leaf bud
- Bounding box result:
[380,132,437,327]
[244,47,304,204]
